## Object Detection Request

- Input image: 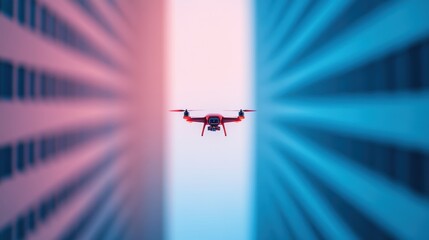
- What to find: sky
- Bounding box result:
[165,0,253,240]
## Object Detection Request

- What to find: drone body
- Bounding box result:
[170,109,255,136]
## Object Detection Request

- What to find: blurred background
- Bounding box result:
[1,0,429,240]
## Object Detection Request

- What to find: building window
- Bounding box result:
[46,75,53,98]
[50,14,57,39]
[0,224,13,240]
[18,0,27,25]
[40,73,47,98]
[17,142,26,172]
[40,6,47,35]
[18,66,26,99]
[29,70,36,98]
[27,209,37,232]
[39,137,47,160]
[28,140,35,166]
[29,0,36,29]
[50,76,56,98]
[423,42,429,87]
[0,60,14,100]
[0,145,13,179]
[38,201,48,222]
[16,215,27,240]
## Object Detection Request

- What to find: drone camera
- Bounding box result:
[208,126,221,131]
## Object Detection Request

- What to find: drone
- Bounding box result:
[170,109,255,136]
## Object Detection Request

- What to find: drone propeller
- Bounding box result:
[224,109,256,112]
[169,109,203,112]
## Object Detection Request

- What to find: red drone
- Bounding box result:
[170,109,255,136]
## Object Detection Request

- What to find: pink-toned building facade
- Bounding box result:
[0,0,164,239]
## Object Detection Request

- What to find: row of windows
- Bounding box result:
[274,145,394,239]
[73,0,124,48]
[0,150,120,240]
[18,0,36,29]
[0,59,118,101]
[287,123,429,197]
[0,122,120,182]
[266,0,322,63]
[0,0,117,69]
[269,1,390,75]
[271,171,324,240]
[61,180,119,240]
[92,205,122,240]
[287,37,429,97]
[106,0,131,30]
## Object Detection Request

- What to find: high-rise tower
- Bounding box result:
[254,1,429,239]
[0,0,165,239]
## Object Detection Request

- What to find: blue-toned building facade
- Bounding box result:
[254,1,429,239]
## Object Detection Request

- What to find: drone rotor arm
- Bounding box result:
[222,117,242,123]
[185,117,206,123]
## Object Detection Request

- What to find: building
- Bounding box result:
[254,1,429,239]
[0,0,164,239]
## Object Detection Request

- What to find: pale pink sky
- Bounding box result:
[165,0,253,240]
